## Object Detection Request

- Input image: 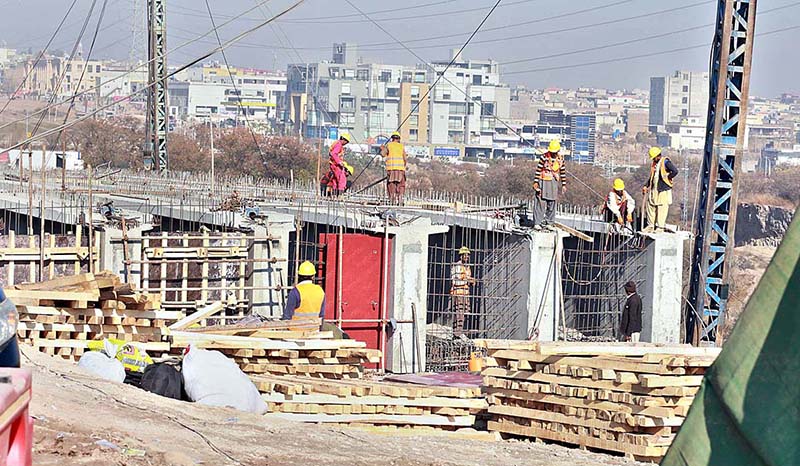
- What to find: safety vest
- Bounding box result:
[385,141,406,171]
[450,263,472,296]
[292,282,325,320]
[650,157,674,188]
[540,152,562,181]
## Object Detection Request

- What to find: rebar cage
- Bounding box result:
[425,225,527,371]
[561,232,647,341]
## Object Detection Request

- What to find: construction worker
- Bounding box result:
[450,246,476,338]
[532,140,566,229]
[619,281,642,342]
[328,133,351,195]
[602,178,636,233]
[380,131,407,205]
[642,147,678,232]
[320,162,354,196]
[282,261,325,327]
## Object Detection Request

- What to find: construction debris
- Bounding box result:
[477,340,720,462]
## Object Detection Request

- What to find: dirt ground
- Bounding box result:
[21,345,649,466]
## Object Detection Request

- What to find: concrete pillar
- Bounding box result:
[97,225,151,288]
[249,213,295,318]
[521,230,565,341]
[384,218,447,373]
[640,232,688,343]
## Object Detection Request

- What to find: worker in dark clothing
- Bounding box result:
[619,281,642,342]
[282,261,325,328]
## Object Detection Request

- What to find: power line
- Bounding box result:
[202,0,268,164]
[3,0,308,153]
[0,0,294,136]
[0,0,80,118]
[503,24,800,76]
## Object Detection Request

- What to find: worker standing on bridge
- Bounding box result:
[450,246,476,338]
[329,133,351,196]
[282,261,325,328]
[603,178,636,233]
[381,131,407,205]
[642,147,678,233]
[532,140,567,229]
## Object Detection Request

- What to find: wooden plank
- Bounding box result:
[168,302,225,330]
[26,339,170,351]
[261,392,488,409]
[14,273,96,291]
[264,413,477,427]
[534,342,721,358]
[490,350,686,375]
[552,222,594,242]
[170,331,367,350]
[638,374,704,388]
[488,404,672,433]
[5,288,100,302]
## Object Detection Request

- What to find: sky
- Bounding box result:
[1,0,798,97]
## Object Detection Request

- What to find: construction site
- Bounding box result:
[0,0,795,465]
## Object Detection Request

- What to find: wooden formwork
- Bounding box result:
[0,229,98,287]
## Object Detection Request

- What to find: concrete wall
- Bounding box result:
[520,231,563,341]
[639,233,687,343]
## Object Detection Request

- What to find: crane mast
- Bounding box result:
[686,0,757,344]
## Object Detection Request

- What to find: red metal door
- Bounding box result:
[320,233,392,368]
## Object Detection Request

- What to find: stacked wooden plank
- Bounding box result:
[11,272,177,360]
[252,374,487,429]
[170,324,382,379]
[477,340,720,462]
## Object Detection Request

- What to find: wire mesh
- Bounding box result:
[561,232,647,341]
[425,225,526,372]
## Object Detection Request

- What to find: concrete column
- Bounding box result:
[249,213,295,318]
[640,232,688,343]
[521,230,565,341]
[384,218,447,373]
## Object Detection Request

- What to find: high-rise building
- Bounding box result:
[533,109,597,164]
[649,71,709,132]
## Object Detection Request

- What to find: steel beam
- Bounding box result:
[687,0,757,345]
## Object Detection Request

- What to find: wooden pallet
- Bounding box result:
[480,341,719,460]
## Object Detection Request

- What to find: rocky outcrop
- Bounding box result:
[735,203,795,247]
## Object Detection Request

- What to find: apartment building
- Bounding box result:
[649,70,709,132]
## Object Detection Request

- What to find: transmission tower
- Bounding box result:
[144,0,167,171]
[128,0,146,66]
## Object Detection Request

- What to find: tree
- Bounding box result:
[67,117,144,169]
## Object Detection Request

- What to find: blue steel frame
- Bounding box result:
[687,0,757,344]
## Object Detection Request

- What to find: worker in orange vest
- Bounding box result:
[532,140,567,229]
[642,147,678,232]
[328,133,351,195]
[602,178,636,233]
[450,246,476,338]
[282,261,325,328]
[380,131,407,205]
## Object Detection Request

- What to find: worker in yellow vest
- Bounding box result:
[642,147,678,232]
[532,139,567,229]
[450,246,476,338]
[380,131,407,205]
[282,261,325,327]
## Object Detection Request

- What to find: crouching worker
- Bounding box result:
[602,178,636,233]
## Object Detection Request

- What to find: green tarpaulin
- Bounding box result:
[661,212,800,466]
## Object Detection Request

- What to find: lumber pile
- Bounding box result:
[477,340,720,462]
[253,374,487,428]
[170,321,381,379]
[12,272,176,360]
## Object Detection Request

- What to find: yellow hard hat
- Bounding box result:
[343,162,354,175]
[391,131,401,138]
[548,140,561,153]
[648,146,662,159]
[340,133,351,143]
[298,260,316,276]
[458,246,471,255]
[613,178,625,191]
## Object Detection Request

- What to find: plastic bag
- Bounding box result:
[87,338,153,373]
[181,346,267,414]
[78,351,126,383]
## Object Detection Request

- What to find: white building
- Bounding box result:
[649,71,709,132]
[5,149,83,171]
[100,64,148,101]
[170,65,286,123]
[428,50,510,148]
[669,116,706,150]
